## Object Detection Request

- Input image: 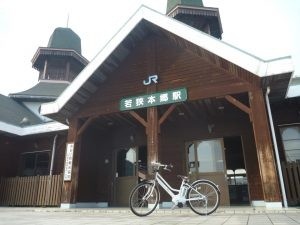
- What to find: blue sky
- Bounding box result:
[0,0,299,96]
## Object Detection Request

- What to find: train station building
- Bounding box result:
[0,0,299,208]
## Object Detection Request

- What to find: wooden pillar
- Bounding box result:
[249,88,281,202]
[147,106,159,169]
[146,37,159,173]
[130,104,176,175]
[61,118,81,206]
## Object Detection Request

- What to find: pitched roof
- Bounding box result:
[40,5,294,122]
[48,27,82,54]
[0,94,42,127]
[0,93,69,136]
[9,80,69,101]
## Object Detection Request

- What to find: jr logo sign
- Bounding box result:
[143,75,158,86]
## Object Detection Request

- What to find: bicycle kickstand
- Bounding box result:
[171,203,177,210]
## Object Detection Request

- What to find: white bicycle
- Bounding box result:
[129,162,220,216]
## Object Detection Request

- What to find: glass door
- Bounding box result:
[187,138,230,205]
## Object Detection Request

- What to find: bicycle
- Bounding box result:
[129,162,220,217]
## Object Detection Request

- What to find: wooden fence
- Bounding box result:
[282,162,300,206]
[0,174,63,207]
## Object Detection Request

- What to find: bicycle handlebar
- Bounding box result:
[151,162,173,171]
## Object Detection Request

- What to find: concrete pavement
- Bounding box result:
[0,207,300,225]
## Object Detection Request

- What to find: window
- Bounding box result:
[280,125,300,162]
[21,151,50,176]
[187,139,225,173]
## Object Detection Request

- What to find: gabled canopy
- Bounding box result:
[40,5,293,123]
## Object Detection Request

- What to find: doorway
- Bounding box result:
[224,136,249,205]
[114,146,147,206]
[186,138,230,205]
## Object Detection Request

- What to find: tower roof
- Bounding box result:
[48,27,82,54]
[167,0,203,13]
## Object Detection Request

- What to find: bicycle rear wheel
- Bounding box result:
[129,181,160,216]
[187,180,220,215]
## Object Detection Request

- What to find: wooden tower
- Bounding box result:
[31,27,88,82]
[166,0,223,39]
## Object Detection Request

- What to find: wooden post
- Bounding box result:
[147,106,159,171]
[249,88,281,202]
[61,118,81,206]
[145,37,159,173]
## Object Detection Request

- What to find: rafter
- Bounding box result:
[76,116,98,138]
[129,111,147,127]
[159,104,177,126]
[225,95,250,115]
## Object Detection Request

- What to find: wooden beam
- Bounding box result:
[129,111,147,128]
[76,116,97,138]
[159,104,177,126]
[225,95,251,115]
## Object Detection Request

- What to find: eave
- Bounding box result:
[31,47,89,71]
[0,121,68,136]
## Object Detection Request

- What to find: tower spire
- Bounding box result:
[66,14,70,28]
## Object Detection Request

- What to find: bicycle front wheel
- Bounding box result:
[129,181,160,216]
[187,180,220,215]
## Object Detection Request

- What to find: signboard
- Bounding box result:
[63,143,74,181]
[120,88,187,111]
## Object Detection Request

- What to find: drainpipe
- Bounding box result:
[50,134,58,176]
[265,86,288,208]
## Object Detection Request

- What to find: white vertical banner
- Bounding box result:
[63,143,74,181]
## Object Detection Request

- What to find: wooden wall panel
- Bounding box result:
[0,134,66,177]
[77,125,146,203]
[75,36,248,118]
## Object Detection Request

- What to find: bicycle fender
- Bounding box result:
[190,179,221,193]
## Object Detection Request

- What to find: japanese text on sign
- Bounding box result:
[63,143,74,181]
[120,88,187,111]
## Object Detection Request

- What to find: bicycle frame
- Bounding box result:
[155,172,179,198]
[150,171,207,205]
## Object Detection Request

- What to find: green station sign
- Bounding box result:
[120,88,187,111]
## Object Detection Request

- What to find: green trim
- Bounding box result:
[120,88,187,111]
